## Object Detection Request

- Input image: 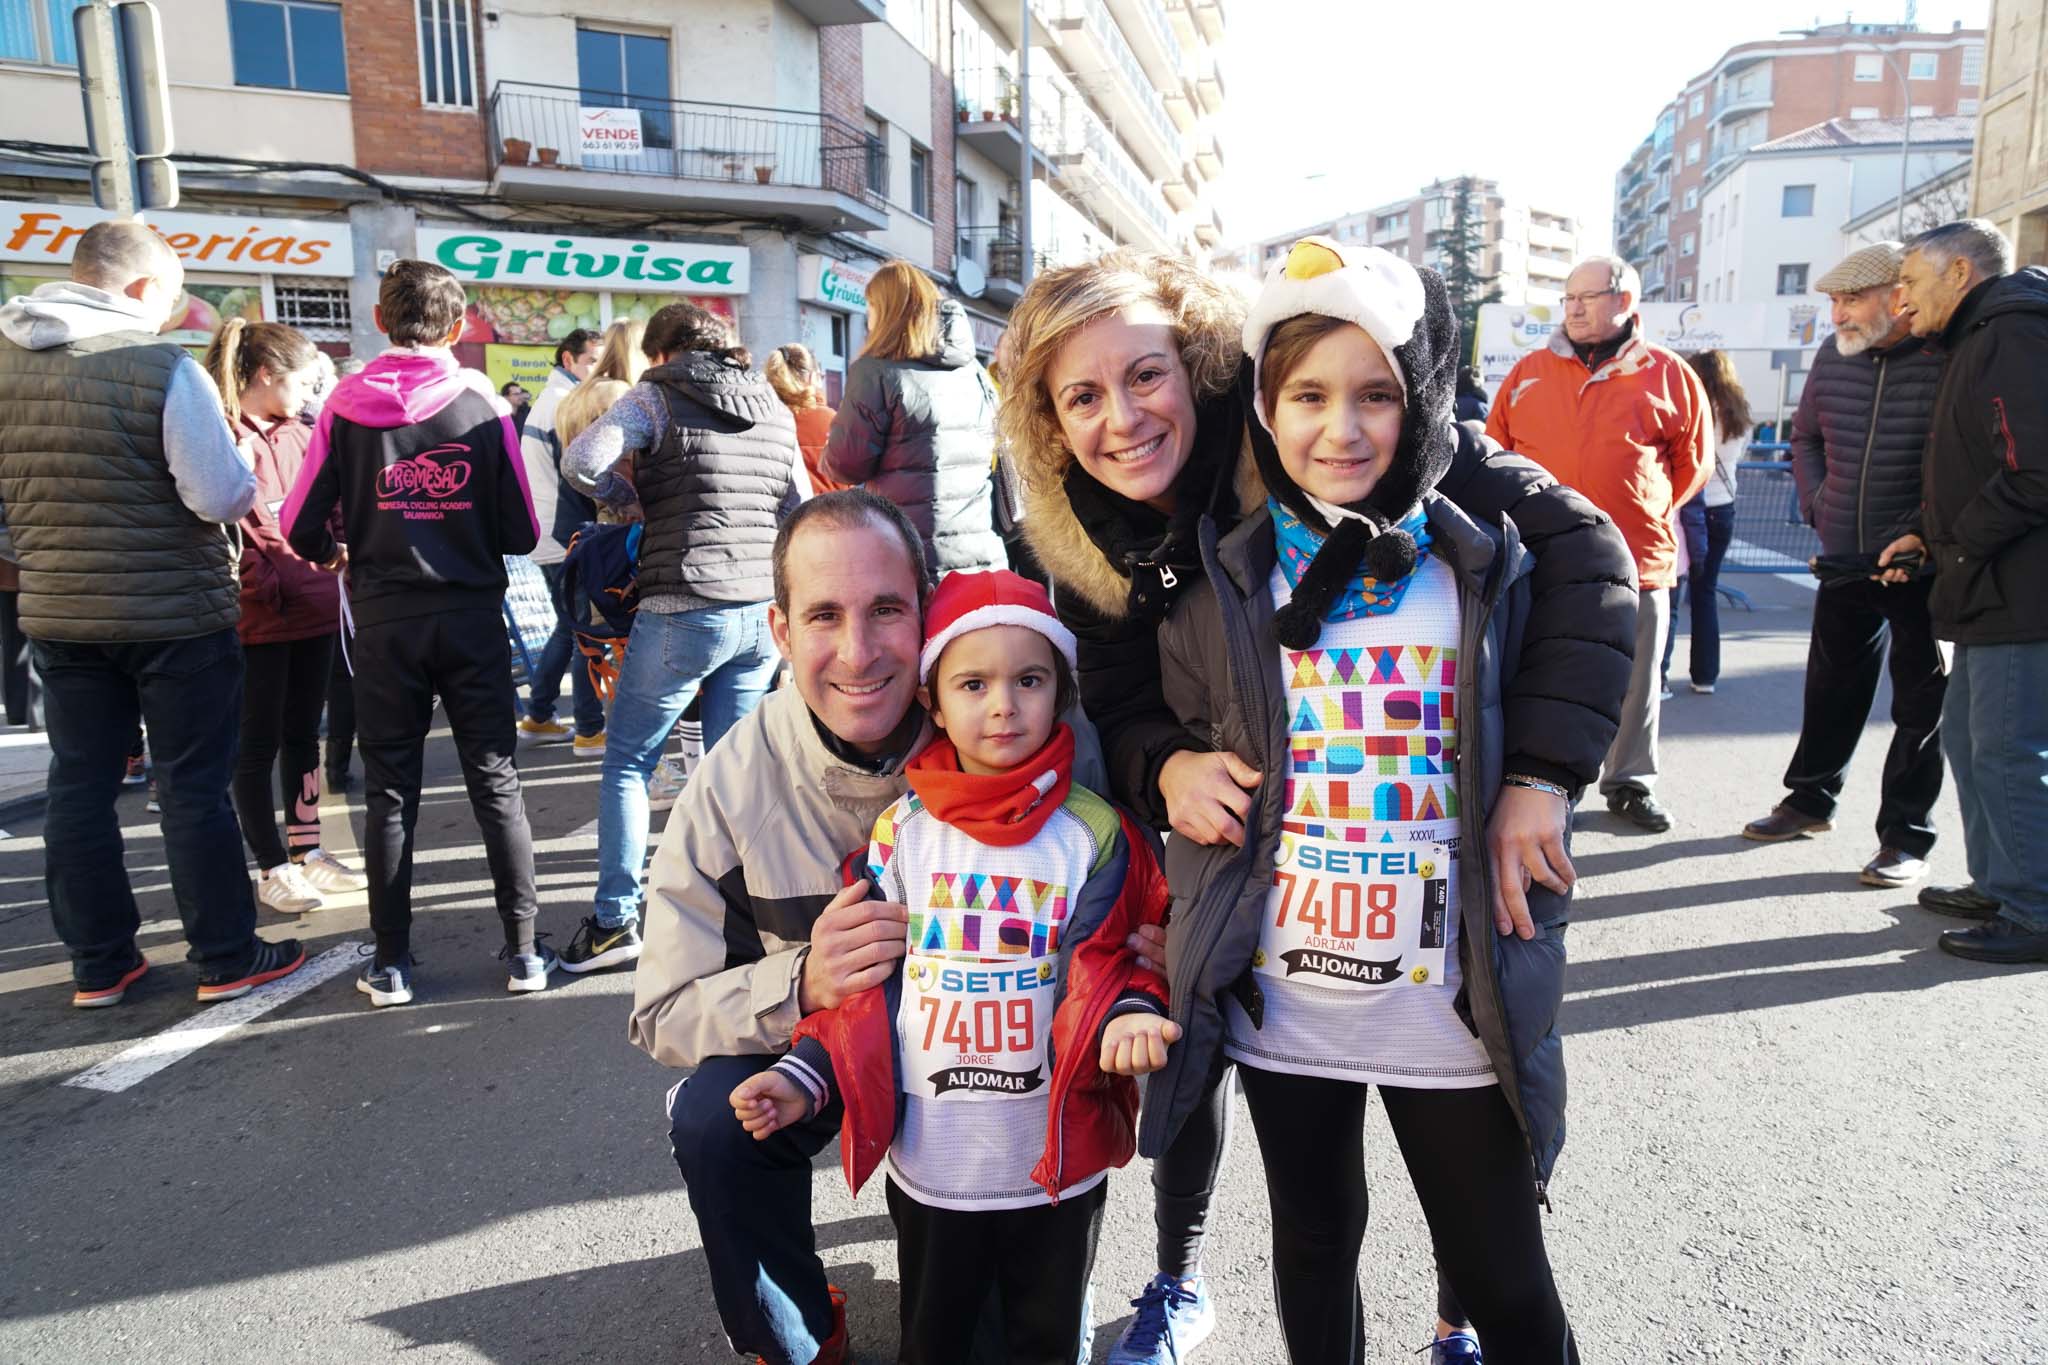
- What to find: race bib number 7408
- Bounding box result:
[1253,832,1450,989]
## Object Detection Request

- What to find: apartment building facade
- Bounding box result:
[1214,177,1581,308]
[1971,0,2048,265]
[0,0,1226,397]
[1614,20,1985,302]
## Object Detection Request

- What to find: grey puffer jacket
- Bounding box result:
[1144,487,1630,1193]
[1790,332,1944,555]
[819,299,1003,576]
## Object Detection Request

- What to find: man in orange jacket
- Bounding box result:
[1487,257,1713,831]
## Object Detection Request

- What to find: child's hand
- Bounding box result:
[729,1070,809,1140]
[1099,1013,1183,1076]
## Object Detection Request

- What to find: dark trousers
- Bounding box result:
[325,642,356,778]
[352,607,537,963]
[1781,577,1946,856]
[1237,1067,1577,1365]
[0,588,40,727]
[669,1054,846,1365]
[233,634,335,869]
[34,629,258,984]
[1663,500,1736,687]
[525,563,605,737]
[1153,1061,1234,1278]
[887,1176,1104,1365]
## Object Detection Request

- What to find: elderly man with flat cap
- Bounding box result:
[1743,242,1948,890]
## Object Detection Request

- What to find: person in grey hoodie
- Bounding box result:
[820,260,1006,576]
[0,220,306,1008]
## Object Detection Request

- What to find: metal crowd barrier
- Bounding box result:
[1722,445,1819,575]
[502,556,557,685]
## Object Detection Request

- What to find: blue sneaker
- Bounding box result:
[1420,1330,1482,1364]
[356,955,414,1008]
[503,940,559,993]
[1106,1272,1214,1364]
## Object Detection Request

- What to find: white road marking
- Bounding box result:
[61,941,363,1094]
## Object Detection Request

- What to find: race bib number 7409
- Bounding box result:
[898,956,1056,1101]
[1253,832,1450,989]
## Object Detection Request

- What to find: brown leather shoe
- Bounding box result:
[1859,846,1928,887]
[1742,804,1833,842]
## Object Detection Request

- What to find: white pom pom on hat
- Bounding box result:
[1243,236,1427,431]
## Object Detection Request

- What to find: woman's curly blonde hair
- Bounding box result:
[996,250,1246,496]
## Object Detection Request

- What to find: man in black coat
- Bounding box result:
[1743,243,1947,890]
[1884,220,2048,965]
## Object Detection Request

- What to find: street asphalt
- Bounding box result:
[0,571,2041,1364]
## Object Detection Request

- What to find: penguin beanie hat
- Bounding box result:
[1241,236,1462,647]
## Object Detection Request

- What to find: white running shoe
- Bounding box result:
[297,847,368,893]
[647,758,687,813]
[257,863,325,915]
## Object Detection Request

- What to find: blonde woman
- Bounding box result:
[764,342,842,494]
[819,259,1003,574]
[557,316,649,450]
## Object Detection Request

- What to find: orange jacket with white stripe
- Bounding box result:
[1485,324,1713,590]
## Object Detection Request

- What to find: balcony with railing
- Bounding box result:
[955,68,1061,178]
[1189,0,1224,42]
[1105,0,1182,90]
[1047,0,1183,181]
[486,82,888,229]
[1711,70,1772,124]
[1648,174,1672,212]
[1193,49,1224,113]
[1050,100,1174,249]
[956,224,1046,304]
[1194,204,1223,248]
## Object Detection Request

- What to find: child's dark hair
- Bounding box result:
[643,302,752,369]
[378,259,468,347]
[202,319,317,424]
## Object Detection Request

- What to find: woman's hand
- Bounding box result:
[1099,1013,1183,1076]
[1158,749,1263,847]
[1485,784,1575,940]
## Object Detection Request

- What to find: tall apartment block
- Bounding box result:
[1614,20,1985,301]
[0,0,1226,397]
[1214,177,1581,308]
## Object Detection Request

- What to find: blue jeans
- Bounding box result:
[525,564,605,737]
[1662,499,1736,687]
[1943,641,2048,932]
[34,629,259,983]
[593,602,777,926]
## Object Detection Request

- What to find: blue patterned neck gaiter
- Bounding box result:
[1269,498,1432,621]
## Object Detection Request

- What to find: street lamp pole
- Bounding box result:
[1018,0,1034,286]
[1886,52,1913,242]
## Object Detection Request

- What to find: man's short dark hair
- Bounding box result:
[378,259,468,347]
[772,489,930,615]
[554,328,599,367]
[70,220,177,291]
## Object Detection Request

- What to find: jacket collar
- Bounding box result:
[764,684,931,810]
[645,352,785,425]
[1546,315,1653,385]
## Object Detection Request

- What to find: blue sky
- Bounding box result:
[1213,0,1990,251]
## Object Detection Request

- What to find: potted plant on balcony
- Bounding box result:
[502,136,532,166]
[753,164,774,184]
[535,145,561,167]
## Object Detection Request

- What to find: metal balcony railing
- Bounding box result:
[1047,0,1180,163]
[959,226,1056,281]
[487,81,886,206]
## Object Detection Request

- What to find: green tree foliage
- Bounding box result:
[1437,178,1501,362]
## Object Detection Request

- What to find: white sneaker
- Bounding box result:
[1690,681,1716,694]
[257,862,325,915]
[647,758,687,812]
[297,847,368,893]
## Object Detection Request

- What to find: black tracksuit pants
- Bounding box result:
[233,634,334,869]
[1236,1066,1578,1365]
[351,606,537,964]
[1780,577,1946,856]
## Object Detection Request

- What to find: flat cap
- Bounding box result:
[1816,242,1904,296]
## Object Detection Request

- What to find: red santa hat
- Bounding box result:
[919,570,1079,685]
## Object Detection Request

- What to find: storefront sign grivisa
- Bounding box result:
[1,202,353,277]
[579,107,643,157]
[799,253,872,310]
[418,227,748,295]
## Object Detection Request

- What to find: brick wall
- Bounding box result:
[342,0,488,181]
[928,64,955,275]
[820,27,865,133]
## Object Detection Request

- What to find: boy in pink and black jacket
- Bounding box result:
[281,259,552,1007]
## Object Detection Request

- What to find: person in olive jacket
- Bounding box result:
[1886,220,2048,966]
[820,261,1005,576]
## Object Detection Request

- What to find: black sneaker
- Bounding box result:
[558,915,643,975]
[195,939,306,1003]
[1607,788,1673,833]
[1918,883,2000,919]
[501,939,560,993]
[357,953,415,1007]
[1937,917,2048,965]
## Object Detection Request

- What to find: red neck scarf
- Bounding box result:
[905,724,1075,846]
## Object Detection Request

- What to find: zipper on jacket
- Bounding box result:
[1855,354,1888,554]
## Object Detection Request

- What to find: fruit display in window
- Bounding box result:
[464,287,602,345]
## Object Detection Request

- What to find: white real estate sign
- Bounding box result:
[578,107,643,157]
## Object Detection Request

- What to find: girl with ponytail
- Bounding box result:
[201,319,367,915]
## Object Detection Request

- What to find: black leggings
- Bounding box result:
[1237,1066,1577,1365]
[233,635,335,869]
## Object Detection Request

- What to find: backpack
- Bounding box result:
[553,521,641,700]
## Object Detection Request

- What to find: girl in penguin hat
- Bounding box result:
[1142,238,1624,1364]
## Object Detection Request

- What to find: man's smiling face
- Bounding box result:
[769,515,925,754]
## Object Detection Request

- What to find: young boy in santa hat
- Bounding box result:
[731,568,1176,1365]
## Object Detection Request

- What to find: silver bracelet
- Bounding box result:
[1502,774,1572,801]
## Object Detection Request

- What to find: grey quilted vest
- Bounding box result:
[0,330,239,642]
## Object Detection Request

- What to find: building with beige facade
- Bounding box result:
[1971,0,2048,265]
